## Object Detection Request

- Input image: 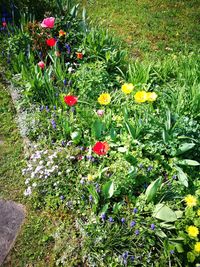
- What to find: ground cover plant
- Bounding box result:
[0,0,200,266]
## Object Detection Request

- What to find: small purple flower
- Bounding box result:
[172,175,177,180]
[133,208,138,214]
[65,44,71,54]
[63,79,67,86]
[67,141,73,146]
[109,217,114,223]
[61,140,66,147]
[80,178,85,185]
[130,256,134,262]
[40,105,44,111]
[130,221,136,227]
[53,105,56,110]
[139,163,143,169]
[95,183,101,193]
[150,224,155,230]
[60,195,64,200]
[147,166,153,172]
[51,119,56,129]
[121,218,126,224]
[89,195,93,202]
[122,251,129,260]
[46,106,50,112]
[100,213,106,221]
[135,229,140,235]
[170,250,174,255]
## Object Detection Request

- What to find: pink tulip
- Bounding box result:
[97,110,104,116]
[41,17,55,28]
[38,61,45,69]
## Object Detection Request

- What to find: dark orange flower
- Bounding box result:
[92,141,109,156]
[76,52,83,59]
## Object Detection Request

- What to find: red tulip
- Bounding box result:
[92,141,109,156]
[64,95,78,106]
[46,38,56,47]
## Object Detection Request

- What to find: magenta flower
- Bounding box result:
[97,109,104,116]
[38,61,45,69]
[41,17,55,28]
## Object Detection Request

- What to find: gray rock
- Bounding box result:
[0,200,25,266]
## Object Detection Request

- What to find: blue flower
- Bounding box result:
[133,208,138,214]
[122,251,129,259]
[63,79,67,86]
[89,195,93,202]
[135,229,140,235]
[150,224,155,230]
[130,256,134,261]
[121,218,126,224]
[109,217,114,223]
[100,213,106,221]
[60,195,64,200]
[147,166,153,172]
[170,250,174,255]
[51,119,56,129]
[130,221,136,227]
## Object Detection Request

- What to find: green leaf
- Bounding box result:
[125,120,136,139]
[175,210,183,219]
[177,159,199,166]
[125,154,137,165]
[101,203,109,214]
[187,252,196,263]
[92,119,104,139]
[113,202,122,214]
[175,166,188,187]
[145,177,162,203]
[155,229,167,238]
[110,127,117,141]
[175,143,195,156]
[153,204,177,222]
[102,181,115,199]
[160,222,175,229]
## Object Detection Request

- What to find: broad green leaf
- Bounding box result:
[187,252,196,263]
[153,204,177,222]
[113,202,122,213]
[155,229,167,238]
[92,119,104,139]
[175,166,188,187]
[102,181,115,199]
[145,177,162,203]
[101,203,109,213]
[177,159,199,166]
[160,222,175,229]
[175,143,195,156]
[110,127,117,141]
[175,210,183,218]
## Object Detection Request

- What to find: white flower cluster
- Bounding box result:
[23,149,60,197]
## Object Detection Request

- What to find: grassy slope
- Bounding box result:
[81,0,200,58]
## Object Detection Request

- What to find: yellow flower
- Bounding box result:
[87,174,94,182]
[197,209,200,216]
[187,226,199,238]
[59,30,66,37]
[134,91,147,103]
[146,92,158,102]
[184,195,197,207]
[98,93,111,105]
[121,83,134,94]
[194,242,200,253]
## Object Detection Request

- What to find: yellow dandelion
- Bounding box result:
[87,174,94,182]
[194,242,200,253]
[187,226,199,238]
[98,93,111,105]
[146,92,158,102]
[121,83,134,94]
[184,195,197,207]
[134,91,147,103]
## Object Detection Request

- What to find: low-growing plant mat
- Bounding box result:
[81,0,200,58]
[0,79,82,266]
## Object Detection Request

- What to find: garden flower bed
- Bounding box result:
[0,1,200,266]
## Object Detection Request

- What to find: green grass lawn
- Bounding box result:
[80,0,200,58]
